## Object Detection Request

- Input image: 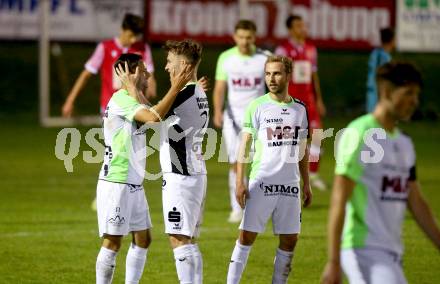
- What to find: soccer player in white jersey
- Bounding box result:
[226,55,312,284]
[95,53,192,284]
[213,20,270,223]
[160,40,209,284]
[321,62,440,284]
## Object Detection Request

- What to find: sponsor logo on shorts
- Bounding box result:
[107,215,126,226]
[259,182,299,197]
[168,207,182,230]
[128,185,142,193]
[162,180,167,188]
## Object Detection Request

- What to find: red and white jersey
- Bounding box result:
[85,37,155,109]
[275,39,317,103]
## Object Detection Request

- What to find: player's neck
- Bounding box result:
[290,37,305,45]
[382,43,393,53]
[269,92,292,103]
[373,105,397,132]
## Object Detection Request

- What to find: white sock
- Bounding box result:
[173,245,195,284]
[227,241,252,284]
[229,169,241,212]
[191,244,203,284]
[125,243,148,284]
[96,246,117,284]
[272,248,294,284]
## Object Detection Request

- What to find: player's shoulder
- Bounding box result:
[397,129,415,147]
[101,38,116,47]
[248,94,272,111]
[255,48,272,58]
[344,114,380,137]
[293,98,307,110]
[219,46,239,59]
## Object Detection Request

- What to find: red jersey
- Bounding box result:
[275,39,317,105]
[85,38,155,110]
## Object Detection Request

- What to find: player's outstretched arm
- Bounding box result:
[312,72,326,117]
[321,175,355,284]
[407,181,440,250]
[299,139,312,207]
[146,73,157,99]
[236,132,253,209]
[62,69,93,117]
[212,80,227,128]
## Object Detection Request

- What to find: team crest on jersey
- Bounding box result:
[259,182,299,197]
[111,50,118,58]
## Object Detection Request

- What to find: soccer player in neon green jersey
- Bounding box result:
[95,53,192,284]
[226,55,312,284]
[321,62,440,284]
[213,20,271,223]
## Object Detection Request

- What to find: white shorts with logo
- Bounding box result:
[239,180,301,234]
[222,111,243,163]
[162,173,207,238]
[341,248,407,284]
[96,179,152,237]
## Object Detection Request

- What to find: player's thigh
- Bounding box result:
[129,185,152,236]
[272,184,301,235]
[239,180,277,233]
[193,175,207,239]
[162,173,205,237]
[96,180,131,237]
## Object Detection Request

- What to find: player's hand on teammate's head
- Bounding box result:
[197,76,210,92]
[302,183,312,208]
[170,63,194,91]
[115,61,141,89]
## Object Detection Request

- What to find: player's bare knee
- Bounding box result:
[133,230,151,249]
[102,234,122,251]
[231,163,237,173]
[169,234,191,248]
[239,230,257,246]
[279,234,298,251]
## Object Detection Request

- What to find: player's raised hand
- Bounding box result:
[197,76,210,92]
[302,182,312,207]
[170,63,194,91]
[236,182,249,209]
[321,262,342,284]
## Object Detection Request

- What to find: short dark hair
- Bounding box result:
[163,39,203,65]
[380,27,395,44]
[286,14,302,29]
[113,53,143,74]
[235,19,257,32]
[376,61,423,89]
[121,13,144,35]
[266,55,293,74]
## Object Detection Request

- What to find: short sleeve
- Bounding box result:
[335,127,364,181]
[111,90,146,122]
[242,103,258,136]
[143,43,155,73]
[299,106,309,139]
[85,42,105,74]
[215,52,228,81]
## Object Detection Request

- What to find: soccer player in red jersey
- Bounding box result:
[275,14,327,190]
[62,13,157,117]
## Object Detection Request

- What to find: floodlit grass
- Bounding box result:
[0,117,439,283]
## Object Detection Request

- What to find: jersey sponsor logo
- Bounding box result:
[168,207,182,230]
[231,77,263,90]
[107,215,126,226]
[264,118,283,124]
[259,182,299,197]
[380,175,409,202]
[281,108,290,115]
[196,97,209,110]
[266,125,301,147]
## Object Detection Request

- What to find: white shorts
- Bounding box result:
[239,180,301,234]
[162,173,207,238]
[341,248,407,284]
[222,111,242,163]
[96,180,152,237]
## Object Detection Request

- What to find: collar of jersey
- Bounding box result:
[265,93,294,106]
[233,45,257,58]
[115,89,137,102]
[368,113,399,139]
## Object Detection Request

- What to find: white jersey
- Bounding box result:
[99,89,147,185]
[215,46,269,128]
[243,94,309,184]
[160,83,209,175]
[336,114,417,255]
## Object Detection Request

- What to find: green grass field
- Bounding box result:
[0,116,439,283]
